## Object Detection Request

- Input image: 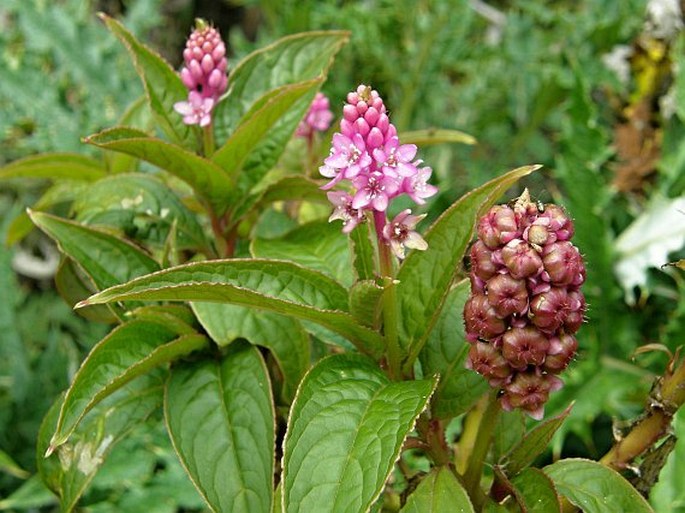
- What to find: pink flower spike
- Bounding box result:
[327,190,363,233]
[324,133,372,179]
[373,136,418,178]
[296,92,334,137]
[382,209,428,259]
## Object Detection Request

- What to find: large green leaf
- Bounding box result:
[37,375,163,512]
[502,404,572,476]
[191,302,309,402]
[543,459,654,513]
[251,220,355,287]
[212,79,321,178]
[165,343,275,513]
[397,165,540,367]
[510,468,561,513]
[400,468,474,513]
[72,173,208,251]
[29,210,159,292]
[0,153,104,182]
[349,221,377,282]
[78,259,384,357]
[100,14,193,146]
[84,128,233,214]
[50,320,207,450]
[282,354,436,513]
[419,280,488,419]
[213,31,349,142]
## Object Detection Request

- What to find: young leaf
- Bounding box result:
[72,173,208,251]
[349,280,384,329]
[401,129,476,147]
[78,259,384,357]
[50,320,208,450]
[400,467,474,513]
[212,79,322,178]
[502,404,573,476]
[191,302,309,402]
[396,165,540,365]
[510,468,561,513]
[349,221,377,282]
[100,14,193,146]
[37,375,163,512]
[419,280,488,419]
[213,31,349,142]
[84,128,234,215]
[0,153,105,182]
[543,459,654,513]
[165,343,275,513]
[251,220,355,287]
[29,210,160,292]
[282,354,437,513]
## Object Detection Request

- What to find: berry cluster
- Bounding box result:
[321,85,437,258]
[464,192,586,419]
[173,19,228,127]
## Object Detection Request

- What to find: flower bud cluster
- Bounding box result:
[464,194,586,419]
[173,19,228,127]
[322,85,437,258]
[296,93,334,138]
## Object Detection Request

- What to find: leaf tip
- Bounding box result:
[74,299,90,309]
[44,444,56,458]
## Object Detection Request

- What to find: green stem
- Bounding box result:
[203,123,215,157]
[375,212,401,380]
[461,390,500,509]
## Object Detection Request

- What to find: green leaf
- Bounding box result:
[401,129,476,147]
[29,210,160,292]
[78,259,384,357]
[251,175,328,209]
[50,320,207,450]
[212,79,322,178]
[191,302,309,402]
[543,459,654,513]
[72,173,208,251]
[100,14,193,146]
[397,165,540,367]
[492,410,526,462]
[503,404,573,476]
[84,128,233,214]
[650,407,685,512]
[400,468,474,513]
[165,343,275,513]
[349,280,384,329]
[419,280,488,419]
[349,221,377,282]
[0,153,105,182]
[0,449,29,479]
[251,220,354,287]
[0,474,56,510]
[282,354,437,513]
[37,376,163,512]
[511,468,561,513]
[213,31,349,141]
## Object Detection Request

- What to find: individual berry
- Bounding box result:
[467,342,512,385]
[464,294,507,341]
[501,238,543,279]
[501,326,549,369]
[477,205,518,249]
[486,274,528,318]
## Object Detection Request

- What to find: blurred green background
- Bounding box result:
[2,0,685,510]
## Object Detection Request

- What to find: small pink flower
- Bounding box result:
[372,136,418,177]
[351,171,399,212]
[327,191,364,233]
[403,165,438,205]
[321,133,372,188]
[382,209,428,259]
[173,91,215,127]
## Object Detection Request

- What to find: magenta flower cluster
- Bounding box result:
[296,93,334,138]
[463,194,586,419]
[321,85,437,258]
[173,20,228,127]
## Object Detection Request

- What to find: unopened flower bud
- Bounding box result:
[464,294,507,340]
[502,326,549,369]
[543,334,578,372]
[501,372,563,420]
[543,241,585,286]
[467,342,512,384]
[529,287,569,333]
[501,238,543,279]
[563,290,586,333]
[477,206,519,249]
[470,240,499,281]
[486,274,528,318]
